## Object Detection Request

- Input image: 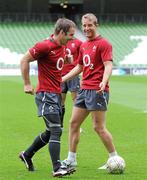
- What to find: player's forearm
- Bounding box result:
[20,51,35,86]
[62,64,82,82]
[102,61,113,84]
[20,58,31,85]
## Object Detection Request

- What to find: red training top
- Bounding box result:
[62,38,82,76]
[78,36,113,92]
[29,35,66,93]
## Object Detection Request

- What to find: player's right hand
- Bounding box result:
[24,84,35,95]
[64,54,73,64]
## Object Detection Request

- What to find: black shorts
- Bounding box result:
[74,89,109,111]
[35,92,62,117]
[61,76,80,93]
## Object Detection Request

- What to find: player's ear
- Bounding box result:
[59,29,65,35]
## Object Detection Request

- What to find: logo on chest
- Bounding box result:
[50,50,56,55]
[92,45,97,52]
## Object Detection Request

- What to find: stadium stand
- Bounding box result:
[0,22,147,68]
[99,23,147,67]
[0,22,54,53]
[0,22,54,69]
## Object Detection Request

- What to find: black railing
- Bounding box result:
[0,13,147,23]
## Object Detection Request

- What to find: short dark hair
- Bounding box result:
[54,18,76,35]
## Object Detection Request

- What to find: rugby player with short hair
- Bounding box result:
[61,37,82,128]
[19,18,76,177]
[62,13,124,170]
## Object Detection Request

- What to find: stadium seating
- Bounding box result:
[99,23,147,67]
[0,22,54,68]
[0,22,54,53]
[0,22,147,67]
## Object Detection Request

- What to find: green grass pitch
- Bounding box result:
[0,75,147,180]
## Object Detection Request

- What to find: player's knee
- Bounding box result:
[44,114,61,125]
[94,126,105,135]
[40,130,50,143]
[70,119,80,131]
[50,127,62,142]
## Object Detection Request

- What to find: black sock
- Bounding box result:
[61,105,65,128]
[49,127,62,171]
[25,130,50,158]
[49,142,61,171]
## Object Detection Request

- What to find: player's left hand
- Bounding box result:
[24,84,35,95]
[97,82,106,93]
